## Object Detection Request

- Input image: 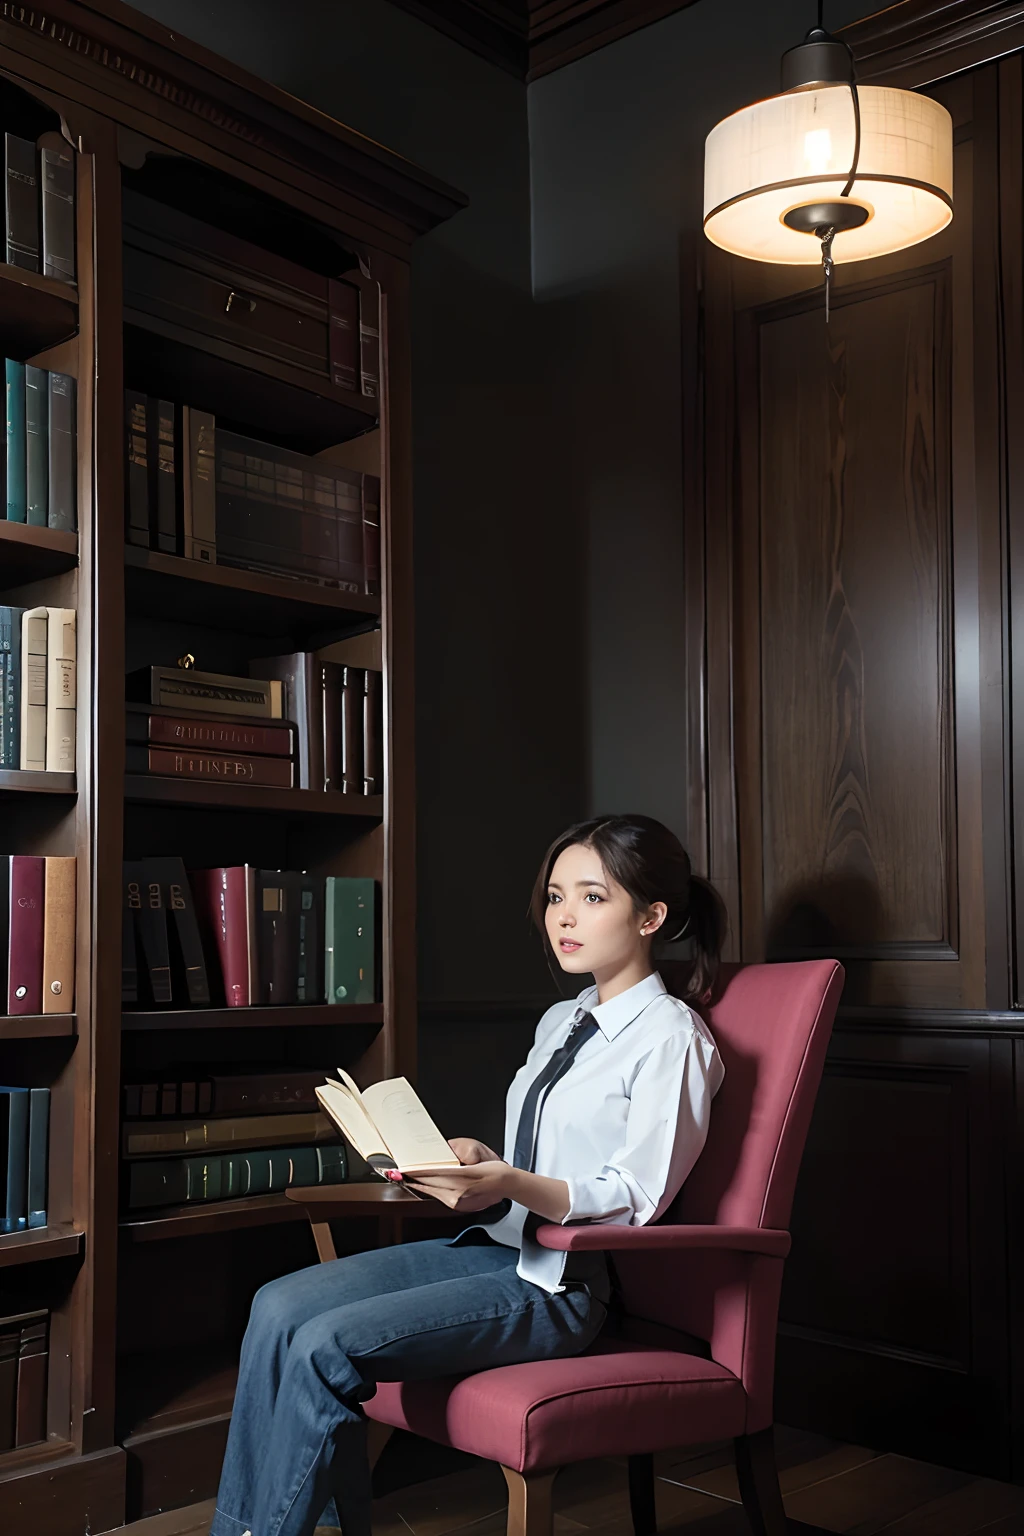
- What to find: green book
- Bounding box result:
[325,877,377,1004]
[127,1142,348,1209]
[5,360,25,522]
[24,366,47,527]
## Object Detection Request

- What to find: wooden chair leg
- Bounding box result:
[367,1420,394,1472]
[502,1465,558,1536]
[628,1453,657,1536]
[734,1427,788,1536]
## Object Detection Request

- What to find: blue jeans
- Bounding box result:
[210,1234,608,1536]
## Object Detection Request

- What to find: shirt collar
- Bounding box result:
[574,970,668,1040]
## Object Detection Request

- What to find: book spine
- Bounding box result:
[317,1144,348,1185]
[324,877,377,1005]
[122,864,138,1005]
[127,1158,189,1210]
[14,1317,48,1445]
[41,856,75,1015]
[210,1071,324,1114]
[2,1090,29,1232]
[4,135,38,272]
[6,359,26,522]
[253,655,321,787]
[341,666,363,794]
[127,861,173,1006]
[126,744,293,788]
[124,391,149,547]
[131,711,293,757]
[295,873,324,1005]
[327,278,359,392]
[24,366,48,528]
[26,1089,49,1229]
[145,857,210,1007]
[257,870,299,1006]
[363,669,383,794]
[322,661,343,794]
[44,607,75,773]
[179,403,192,557]
[0,607,23,769]
[135,665,278,719]
[151,398,176,554]
[335,470,365,591]
[0,1329,17,1452]
[359,282,381,399]
[123,1110,331,1158]
[362,474,381,596]
[19,609,47,770]
[197,866,256,1008]
[40,134,75,283]
[8,856,44,1015]
[0,856,9,1010]
[188,409,216,563]
[47,373,76,532]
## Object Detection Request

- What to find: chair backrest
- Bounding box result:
[613,958,844,1433]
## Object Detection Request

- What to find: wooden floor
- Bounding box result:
[120,1425,1024,1536]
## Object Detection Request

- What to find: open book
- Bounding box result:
[316,1069,460,1177]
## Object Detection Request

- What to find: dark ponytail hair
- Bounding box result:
[529,814,728,1005]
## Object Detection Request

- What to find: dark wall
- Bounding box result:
[527,0,876,837]
[126,0,583,1007]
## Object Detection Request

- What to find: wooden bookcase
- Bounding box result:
[0,4,463,1531]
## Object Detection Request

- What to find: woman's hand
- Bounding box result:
[406,1161,512,1211]
[447,1137,502,1165]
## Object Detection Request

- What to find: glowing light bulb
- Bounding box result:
[804,128,833,175]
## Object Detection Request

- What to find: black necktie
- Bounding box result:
[512,1011,599,1173]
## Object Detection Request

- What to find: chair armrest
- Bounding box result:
[534,1223,791,1258]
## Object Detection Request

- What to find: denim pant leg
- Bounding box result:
[210,1236,606,1536]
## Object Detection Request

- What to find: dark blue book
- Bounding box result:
[24,366,48,528]
[47,372,76,532]
[0,608,23,768]
[5,361,25,523]
[0,1089,30,1234]
[26,1089,49,1229]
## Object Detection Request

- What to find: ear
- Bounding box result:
[639,901,668,936]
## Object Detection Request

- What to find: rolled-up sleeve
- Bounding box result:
[561,1028,715,1227]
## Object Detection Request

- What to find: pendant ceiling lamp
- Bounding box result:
[703,4,953,309]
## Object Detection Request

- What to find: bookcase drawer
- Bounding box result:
[122,191,356,397]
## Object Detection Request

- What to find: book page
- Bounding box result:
[316,1080,390,1164]
[361,1076,460,1173]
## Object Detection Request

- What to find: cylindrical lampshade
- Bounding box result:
[704,85,953,264]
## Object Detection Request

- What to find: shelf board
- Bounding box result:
[123,315,378,455]
[0,263,78,355]
[0,768,76,796]
[0,521,78,584]
[0,1223,82,1268]
[122,1002,382,1031]
[124,774,383,817]
[119,1343,237,1442]
[123,544,380,639]
[121,1191,314,1241]
[0,1012,76,1040]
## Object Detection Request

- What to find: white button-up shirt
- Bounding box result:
[469,970,725,1294]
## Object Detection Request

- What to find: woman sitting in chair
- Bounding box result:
[210,814,727,1536]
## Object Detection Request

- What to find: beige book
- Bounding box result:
[122,1109,334,1159]
[44,607,76,773]
[42,856,76,1014]
[316,1068,459,1176]
[20,607,48,771]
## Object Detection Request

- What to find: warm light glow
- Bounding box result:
[704,84,953,264]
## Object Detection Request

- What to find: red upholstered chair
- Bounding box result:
[289,958,844,1536]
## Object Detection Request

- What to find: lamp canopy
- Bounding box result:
[703,25,953,267]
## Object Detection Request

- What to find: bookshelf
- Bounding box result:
[0,3,464,1530]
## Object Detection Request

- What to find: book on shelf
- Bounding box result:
[123,1070,325,1119]
[252,648,382,795]
[327,278,359,392]
[144,856,211,1008]
[364,669,383,793]
[4,363,77,530]
[126,702,294,759]
[0,1309,49,1453]
[0,1087,29,1232]
[0,606,22,768]
[124,391,149,548]
[125,743,294,788]
[16,607,76,772]
[39,130,75,284]
[4,134,38,273]
[362,474,381,596]
[192,864,257,1009]
[124,861,172,1007]
[26,1088,49,1228]
[1,855,75,1020]
[257,869,301,1006]
[121,863,138,1006]
[295,872,324,1005]
[150,397,176,554]
[359,281,381,400]
[182,404,216,563]
[41,856,75,1014]
[254,653,322,790]
[325,876,377,1004]
[19,607,46,770]
[316,1069,456,1178]
[122,1109,334,1159]
[127,664,283,719]
[125,1141,347,1211]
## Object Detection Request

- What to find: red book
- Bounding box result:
[8,857,45,1014]
[193,866,257,1008]
[127,707,293,758]
[125,744,293,788]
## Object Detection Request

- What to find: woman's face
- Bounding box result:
[544,842,665,977]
